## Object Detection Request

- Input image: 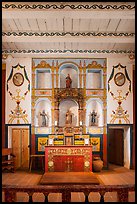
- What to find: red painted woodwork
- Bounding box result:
[2,70,6,148]
[45,146,92,172]
[103,134,107,167]
[53,155,84,172]
[31,134,35,155]
[132,69,135,169]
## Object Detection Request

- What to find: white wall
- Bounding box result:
[6,57,32,124]
[107,55,133,124]
[124,127,131,169]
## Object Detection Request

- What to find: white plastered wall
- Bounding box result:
[124,126,131,169]
[107,55,133,124]
[6,57,32,124]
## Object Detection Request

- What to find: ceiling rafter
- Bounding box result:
[2,2,135,57]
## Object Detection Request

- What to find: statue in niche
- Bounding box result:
[40,110,48,127]
[65,110,72,125]
[66,74,72,88]
[90,110,97,125]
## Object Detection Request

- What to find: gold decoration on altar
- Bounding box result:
[67,148,71,155]
[48,161,53,167]
[84,161,90,167]
[54,88,83,99]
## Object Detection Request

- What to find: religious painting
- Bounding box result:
[90,137,100,152]
[38,137,48,152]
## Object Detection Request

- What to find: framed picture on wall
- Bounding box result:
[90,137,100,152]
[37,137,48,152]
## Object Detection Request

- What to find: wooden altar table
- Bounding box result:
[45,146,92,172]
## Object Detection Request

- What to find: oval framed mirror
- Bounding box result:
[114,72,125,86]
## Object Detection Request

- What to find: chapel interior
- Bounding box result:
[2,1,135,202]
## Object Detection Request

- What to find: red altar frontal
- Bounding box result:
[45,146,92,172]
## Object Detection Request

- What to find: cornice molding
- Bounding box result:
[2,3,135,10]
[2,32,135,37]
[2,49,135,54]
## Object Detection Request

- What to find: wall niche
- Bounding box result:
[36,69,51,89]
[86,69,102,89]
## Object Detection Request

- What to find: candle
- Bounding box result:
[80,121,82,126]
[55,121,57,126]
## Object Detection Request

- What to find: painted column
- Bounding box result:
[51,61,55,133]
[54,99,59,126]
[83,60,86,91]
[83,61,87,134]
[31,65,36,135]
[82,100,87,134]
[2,63,6,147]
[79,60,82,88]
[56,60,59,88]
[103,65,107,167]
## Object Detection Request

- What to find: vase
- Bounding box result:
[93,157,103,172]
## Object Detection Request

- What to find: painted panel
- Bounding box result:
[90,137,100,152]
[45,146,92,172]
[35,134,49,154]
[6,58,31,124]
[107,58,133,124]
